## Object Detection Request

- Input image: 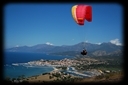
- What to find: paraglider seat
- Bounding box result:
[81,49,87,55]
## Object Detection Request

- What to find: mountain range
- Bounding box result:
[5,42,123,57]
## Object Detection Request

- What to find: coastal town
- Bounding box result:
[7,56,123,83]
[13,57,106,67]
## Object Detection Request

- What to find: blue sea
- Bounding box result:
[3,52,74,79]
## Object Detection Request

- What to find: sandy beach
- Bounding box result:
[22,66,78,83]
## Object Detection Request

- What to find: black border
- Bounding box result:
[1,0,126,85]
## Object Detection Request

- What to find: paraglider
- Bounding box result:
[71,4,92,25]
[81,49,87,55]
[71,4,92,55]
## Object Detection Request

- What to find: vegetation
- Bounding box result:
[56,66,67,70]
[42,72,50,75]
[74,55,123,72]
[94,71,123,82]
[4,54,123,83]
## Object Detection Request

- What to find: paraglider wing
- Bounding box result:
[76,5,86,25]
[71,5,92,25]
[71,5,79,24]
[84,5,92,22]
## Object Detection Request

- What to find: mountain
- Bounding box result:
[5,42,123,56]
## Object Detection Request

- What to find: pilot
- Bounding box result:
[81,49,87,55]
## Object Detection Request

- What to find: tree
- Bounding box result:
[17,77,21,82]
[12,78,16,82]
[49,75,53,79]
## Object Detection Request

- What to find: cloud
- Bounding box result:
[15,45,19,47]
[46,42,53,45]
[72,39,75,41]
[95,43,101,45]
[110,39,122,46]
[85,40,88,42]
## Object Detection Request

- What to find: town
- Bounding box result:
[9,55,123,83]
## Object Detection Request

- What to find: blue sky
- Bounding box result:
[4,3,123,49]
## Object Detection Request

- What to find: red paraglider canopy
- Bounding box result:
[71,4,92,25]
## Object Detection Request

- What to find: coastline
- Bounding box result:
[4,65,54,79]
[24,66,96,83]
[20,66,79,83]
[5,61,103,83]
[21,66,61,83]
[5,65,122,83]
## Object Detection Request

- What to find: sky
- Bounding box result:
[4,3,123,49]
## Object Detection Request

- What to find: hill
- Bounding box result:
[5,42,123,57]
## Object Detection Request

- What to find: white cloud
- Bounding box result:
[110,39,122,46]
[46,42,53,45]
[85,40,88,42]
[15,45,19,47]
[95,43,101,45]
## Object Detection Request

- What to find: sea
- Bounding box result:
[3,52,74,79]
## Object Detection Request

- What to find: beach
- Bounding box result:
[20,67,61,83]
[20,66,78,83]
